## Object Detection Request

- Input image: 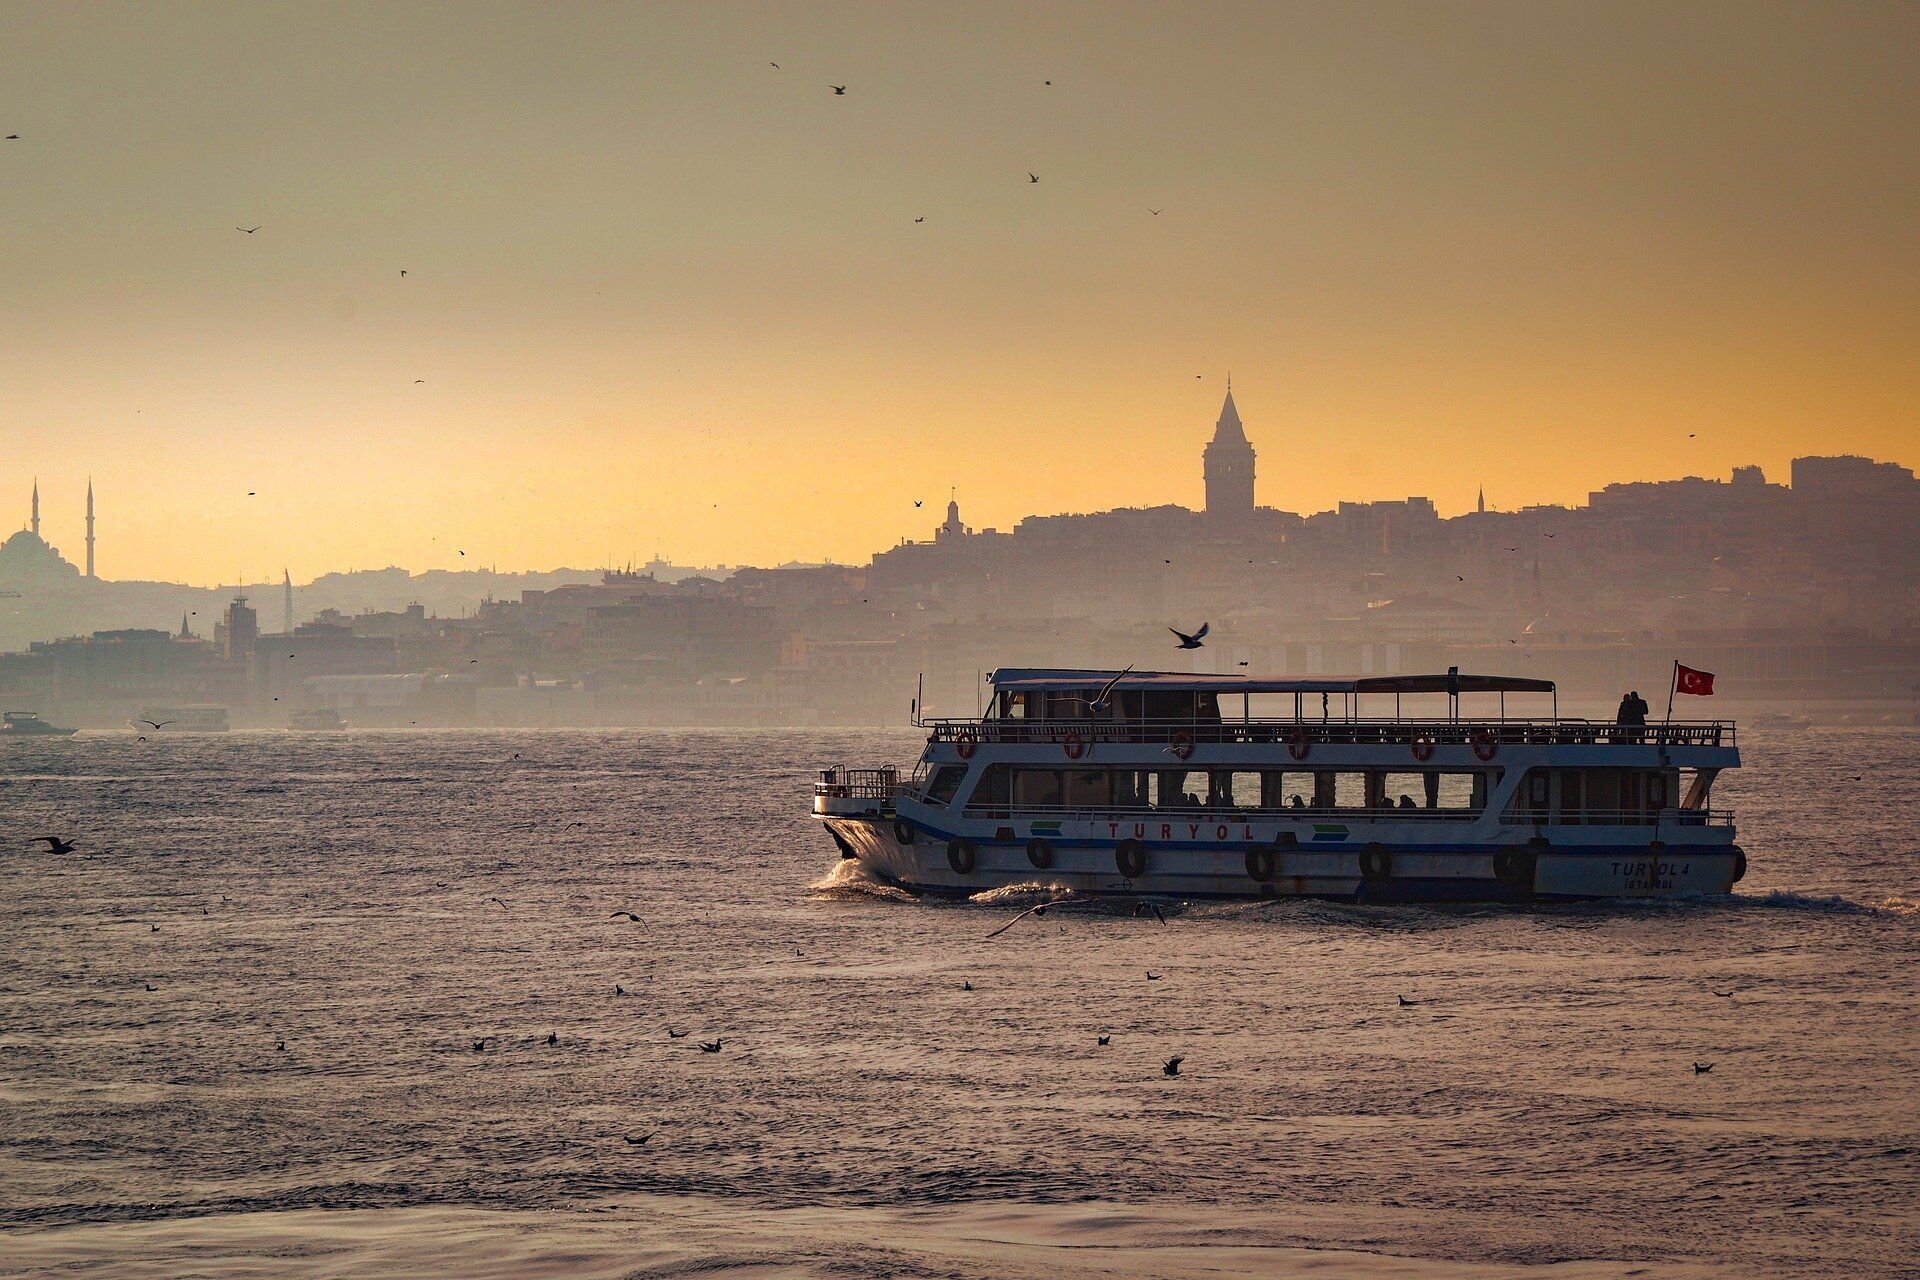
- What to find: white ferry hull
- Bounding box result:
[821,815,1743,902]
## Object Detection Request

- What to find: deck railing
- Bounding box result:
[952,799,1732,827]
[814,767,898,801]
[921,716,1735,749]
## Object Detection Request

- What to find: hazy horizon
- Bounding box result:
[5,1,1916,583]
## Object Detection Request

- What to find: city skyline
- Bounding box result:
[9,410,1915,588]
[5,3,1917,582]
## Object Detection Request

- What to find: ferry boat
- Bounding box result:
[812,669,1746,902]
[1,711,77,737]
[288,708,347,731]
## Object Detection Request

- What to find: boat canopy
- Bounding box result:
[987,668,1555,695]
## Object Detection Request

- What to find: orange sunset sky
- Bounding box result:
[2,1,1916,583]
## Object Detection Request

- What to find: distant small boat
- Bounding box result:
[288,708,347,731]
[1751,712,1814,732]
[1,710,77,737]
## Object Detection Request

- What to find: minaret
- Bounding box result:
[85,479,96,577]
[31,479,40,536]
[283,568,294,633]
[1202,379,1256,525]
[1477,486,1486,515]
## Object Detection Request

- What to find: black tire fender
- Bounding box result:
[946,838,976,875]
[1115,839,1148,879]
[1026,838,1054,870]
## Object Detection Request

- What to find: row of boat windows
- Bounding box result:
[929,766,1493,813]
[924,765,1702,819]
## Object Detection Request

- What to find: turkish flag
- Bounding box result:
[1675,664,1716,696]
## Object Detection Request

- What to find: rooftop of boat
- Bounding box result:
[988,668,1557,695]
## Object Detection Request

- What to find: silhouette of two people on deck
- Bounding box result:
[1616,690,1650,738]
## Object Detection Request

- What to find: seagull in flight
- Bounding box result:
[1148,208,1162,215]
[31,835,78,854]
[830,84,846,95]
[1170,623,1208,649]
[1163,1056,1183,1076]
[236,225,260,234]
[1097,1034,1111,1045]
[609,910,642,923]
[1028,172,1039,183]
[137,718,175,731]
[1087,665,1132,715]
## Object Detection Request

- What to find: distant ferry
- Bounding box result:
[1,711,77,737]
[288,708,347,731]
[132,706,230,733]
[814,669,1746,902]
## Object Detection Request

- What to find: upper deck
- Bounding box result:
[920,668,1735,750]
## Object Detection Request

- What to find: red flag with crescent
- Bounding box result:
[1675,664,1715,696]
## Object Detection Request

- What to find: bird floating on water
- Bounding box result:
[1097,1034,1111,1046]
[699,1039,723,1053]
[1693,1062,1714,1074]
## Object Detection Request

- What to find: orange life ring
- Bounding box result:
[1288,729,1311,761]
[1410,734,1435,762]
[1471,730,1498,761]
[1169,730,1195,761]
[1062,730,1085,760]
[955,729,978,759]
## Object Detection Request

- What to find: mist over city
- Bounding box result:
[4,422,1916,729]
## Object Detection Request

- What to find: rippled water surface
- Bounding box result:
[2,728,1916,1278]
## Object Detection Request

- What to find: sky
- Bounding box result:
[2,1,1916,584]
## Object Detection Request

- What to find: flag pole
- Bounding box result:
[1664,659,1677,727]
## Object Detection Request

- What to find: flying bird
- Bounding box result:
[488,896,508,910]
[400,269,407,277]
[610,910,642,922]
[236,225,260,234]
[1163,1056,1183,1077]
[1028,172,1039,183]
[31,835,77,854]
[1087,665,1132,715]
[1097,1034,1111,1046]
[1170,622,1208,649]
[913,217,925,223]
[914,499,923,507]
[1148,208,1162,215]
[830,84,846,94]
[1693,1062,1714,1074]
[699,1039,723,1053]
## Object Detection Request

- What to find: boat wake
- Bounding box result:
[804,858,917,903]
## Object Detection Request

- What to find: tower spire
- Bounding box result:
[31,478,39,536]
[85,478,95,578]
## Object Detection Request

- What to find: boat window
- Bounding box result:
[1004,692,1029,720]
[967,765,1011,811]
[1212,771,1263,807]
[1260,771,1310,808]
[1062,768,1109,807]
[1379,772,1427,810]
[1195,692,1222,724]
[1332,772,1367,809]
[1152,770,1208,808]
[1013,769,1065,807]
[1113,770,1150,807]
[1143,691,1191,722]
[925,766,967,806]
